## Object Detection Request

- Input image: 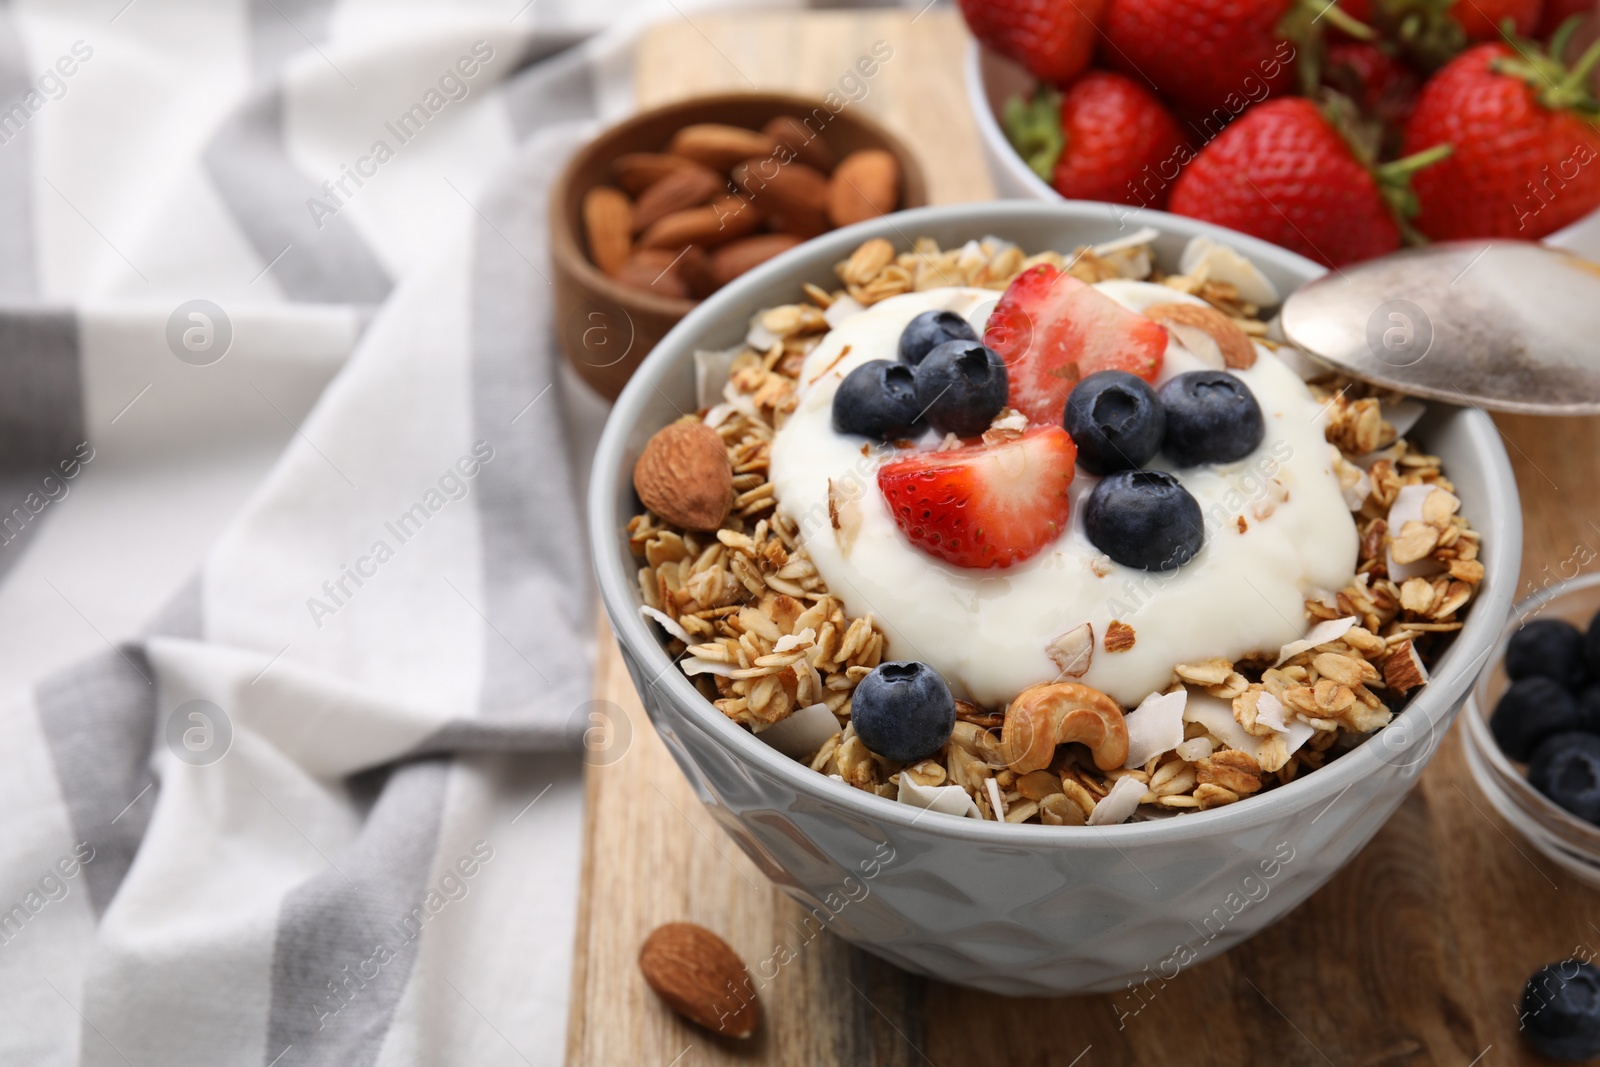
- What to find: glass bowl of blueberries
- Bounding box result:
[1463,571,1600,888]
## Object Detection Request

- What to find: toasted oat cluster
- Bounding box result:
[626,235,1484,825]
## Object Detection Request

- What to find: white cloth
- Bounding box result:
[0,0,793,1062]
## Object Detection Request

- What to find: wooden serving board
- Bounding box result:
[566,13,1600,1064]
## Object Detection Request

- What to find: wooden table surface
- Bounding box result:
[566,12,1600,1065]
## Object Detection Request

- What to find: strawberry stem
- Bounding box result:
[1314,0,1376,40]
[1373,142,1453,181]
[1490,24,1600,118]
[1002,90,1064,183]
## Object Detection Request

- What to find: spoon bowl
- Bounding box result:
[1280,240,1600,415]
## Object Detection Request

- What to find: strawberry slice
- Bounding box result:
[984,264,1167,426]
[877,427,1077,570]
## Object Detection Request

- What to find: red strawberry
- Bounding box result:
[983,265,1168,425]
[877,427,1077,569]
[1169,97,1448,267]
[1404,41,1600,239]
[1054,73,1191,206]
[1325,41,1421,128]
[958,0,1110,85]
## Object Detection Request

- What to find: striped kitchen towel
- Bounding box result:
[0,0,800,1063]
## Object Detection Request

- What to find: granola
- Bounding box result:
[626,235,1483,824]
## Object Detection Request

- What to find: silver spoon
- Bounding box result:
[1279,239,1600,415]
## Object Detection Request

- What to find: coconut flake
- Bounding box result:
[990,409,1028,433]
[1387,482,1445,581]
[682,658,738,678]
[1183,692,1316,761]
[1163,321,1227,369]
[1381,397,1427,440]
[755,702,841,758]
[694,346,740,410]
[1087,775,1146,826]
[1175,736,1214,762]
[1048,623,1095,679]
[1275,617,1358,666]
[746,321,782,352]
[773,627,817,653]
[702,402,736,430]
[1123,689,1188,768]
[1178,235,1281,306]
[1254,690,1290,732]
[1093,226,1160,257]
[640,605,691,644]
[897,775,982,819]
[1354,441,1405,471]
[985,778,1007,822]
[823,295,865,329]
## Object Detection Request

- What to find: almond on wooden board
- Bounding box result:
[730,157,829,219]
[639,196,760,250]
[711,234,802,287]
[668,123,778,171]
[613,152,697,196]
[631,162,724,235]
[633,423,735,532]
[582,186,633,276]
[827,148,900,227]
[1143,302,1257,369]
[639,923,759,1038]
[612,249,689,299]
[762,114,836,173]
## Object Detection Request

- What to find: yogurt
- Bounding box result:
[768,284,1359,708]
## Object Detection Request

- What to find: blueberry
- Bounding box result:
[1587,607,1600,678]
[832,360,925,441]
[1490,677,1595,761]
[912,340,1008,437]
[898,309,979,367]
[850,661,956,763]
[1507,618,1589,689]
[1521,961,1600,1061]
[1528,732,1600,823]
[1158,370,1265,467]
[1063,370,1166,475]
[1083,470,1205,572]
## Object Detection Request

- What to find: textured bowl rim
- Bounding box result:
[589,200,1522,845]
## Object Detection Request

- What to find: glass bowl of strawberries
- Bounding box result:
[961,0,1600,267]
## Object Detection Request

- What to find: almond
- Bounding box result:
[731,158,829,219]
[1143,302,1257,369]
[768,206,830,239]
[638,922,759,1038]
[612,249,689,299]
[582,186,633,276]
[613,152,697,196]
[631,162,724,235]
[639,196,761,250]
[633,422,734,530]
[669,123,778,171]
[763,115,836,173]
[677,244,717,299]
[826,149,900,227]
[711,234,802,287]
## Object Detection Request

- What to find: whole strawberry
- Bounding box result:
[1004,73,1190,206]
[1404,38,1600,239]
[958,0,1109,85]
[1101,0,1372,118]
[1169,97,1448,267]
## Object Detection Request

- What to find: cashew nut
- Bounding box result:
[1000,682,1128,773]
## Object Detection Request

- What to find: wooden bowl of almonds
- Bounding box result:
[549,91,927,399]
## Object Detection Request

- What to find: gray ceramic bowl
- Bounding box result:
[588,202,1521,995]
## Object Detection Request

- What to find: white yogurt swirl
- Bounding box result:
[768,283,1359,708]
